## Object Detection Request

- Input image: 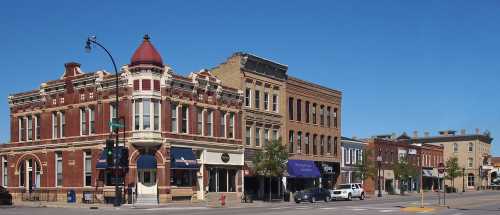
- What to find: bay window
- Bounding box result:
[153,101,160,131]
[143,99,151,130]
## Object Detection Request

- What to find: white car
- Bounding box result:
[330,183,365,201]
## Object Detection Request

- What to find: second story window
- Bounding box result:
[264,92,269,111]
[264,128,270,145]
[19,117,26,141]
[27,116,32,141]
[333,108,338,128]
[288,97,294,120]
[296,99,302,122]
[326,107,331,127]
[334,137,338,156]
[245,126,251,145]
[53,112,60,138]
[297,131,302,153]
[153,101,160,131]
[312,103,317,124]
[220,111,226,137]
[245,88,251,107]
[327,136,331,154]
[55,152,63,187]
[35,114,40,140]
[320,135,325,155]
[320,105,325,126]
[2,156,7,187]
[272,94,278,112]
[134,101,140,131]
[272,129,278,141]
[171,103,177,133]
[313,134,317,155]
[468,142,473,152]
[89,109,95,134]
[228,113,234,138]
[197,108,203,135]
[254,90,260,109]
[80,108,87,136]
[255,127,261,147]
[143,99,151,130]
[305,101,310,123]
[468,157,473,168]
[181,105,188,133]
[206,110,213,136]
[60,112,65,137]
[288,130,294,153]
[305,133,310,155]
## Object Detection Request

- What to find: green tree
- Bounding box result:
[253,138,288,201]
[445,156,462,191]
[352,148,377,184]
[392,158,418,195]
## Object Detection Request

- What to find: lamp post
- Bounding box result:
[462,168,466,193]
[376,155,383,197]
[85,36,122,207]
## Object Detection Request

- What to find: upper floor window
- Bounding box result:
[196,108,203,135]
[89,109,95,134]
[80,108,87,136]
[228,113,235,139]
[312,103,317,124]
[255,127,261,147]
[333,108,338,128]
[135,101,141,131]
[296,99,302,122]
[264,92,269,111]
[468,142,473,152]
[297,131,302,153]
[181,105,188,133]
[220,111,226,137]
[19,117,26,141]
[288,97,294,120]
[84,151,92,187]
[326,107,331,127]
[143,99,151,130]
[333,137,338,156]
[453,143,458,152]
[60,112,65,137]
[320,105,325,126]
[171,103,177,133]
[206,110,213,136]
[27,116,33,141]
[153,80,160,91]
[272,94,278,112]
[288,130,294,153]
[313,134,318,155]
[35,114,40,140]
[468,157,473,168]
[1,156,7,187]
[110,103,117,130]
[133,99,160,131]
[264,128,270,145]
[254,90,260,109]
[133,80,140,91]
[153,101,160,131]
[320,135,325,155]
[245,88,251,107]
[327,136,332,154]
[305,101,310,123]
[142,79,151,91]
[245,126,251,145]
[272,129,278,141]
[305,133,310,155]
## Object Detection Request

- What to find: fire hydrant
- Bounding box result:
[219,194,226,207]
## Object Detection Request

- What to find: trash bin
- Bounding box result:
[67,190,76,203]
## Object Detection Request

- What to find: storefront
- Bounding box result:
[201,150,243,201]
[286,160,320,192]
[422,168,439,190]
[316,161,339,189]
[170,147,199,201]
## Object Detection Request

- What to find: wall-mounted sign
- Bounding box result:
[221,153,230,163]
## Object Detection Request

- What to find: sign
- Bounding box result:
[408,149,417,155]
[221,153,230,163]
[109,121,124,129]
[438,162,445,174]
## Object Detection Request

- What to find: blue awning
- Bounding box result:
[96,151,108,169]
[287,160,321,178]
[137,154,157,169]
[171,147,198,169]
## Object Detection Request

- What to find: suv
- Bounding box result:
[330,183,365,201]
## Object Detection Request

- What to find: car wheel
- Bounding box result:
[360,193,365,200]
[347,193,352,201]
[325,196,331,202]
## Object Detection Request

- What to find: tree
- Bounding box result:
[445,156,462,191]
[392,158,418,195]
[253,138,288,201]
[352,148,377,184]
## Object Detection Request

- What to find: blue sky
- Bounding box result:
[1,0,499,155]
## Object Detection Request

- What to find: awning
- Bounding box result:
[137,154,157,169]
[96,151,108,169]
[287,160,321,178]
[171,147,198,169]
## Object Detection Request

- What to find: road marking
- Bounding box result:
[379,209,396,213]
[144,207,208,211]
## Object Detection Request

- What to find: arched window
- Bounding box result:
[467,173,475,187]
[18,158,41,189]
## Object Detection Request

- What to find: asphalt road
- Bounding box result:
[2,191,500,215]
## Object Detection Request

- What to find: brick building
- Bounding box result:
[0,35,243,204]
[340,137,367,185]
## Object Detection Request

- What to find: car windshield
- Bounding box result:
[337,185,352,189]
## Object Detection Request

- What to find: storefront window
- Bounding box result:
[171,169,194,187]
[208,167,237,192]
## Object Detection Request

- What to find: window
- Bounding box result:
[153,101,160,131]
[133,80,140,91]
[313,134,317,155]
[326,107,331,127]
[181,105,188,133]
[245,126,251,145]
[142,79,151,91]
[312,104,317,124]
[255,127,261,147]
[197,108,203,135]
[264,128,270,145]
[228,113,234,138]
[80,108,87,135]
[171,169,193,187]
[60,112,65,137]
[288,97,294,120]
[89,109,95,134]
[134,100,140,130]
[19,117,25,141]
[220,111,226,137]
[272,129,278,141]
[468,142,473,152]
[84,151,92,187]
[2,156,7,187]
[327,136,332,154]
[467,173,475,187]
[320,135,325,155]
[305,101,310,123]
[296,99,302,121]
[305,133,310,155]
[143,99,151,130]
[272,94,278,112]
[153,80,160,91]
[171,103,177,132]
[245,88,251,107]
[206,110,213,136]
[110,103,117,123]
[208,168,237,192]
[288,130,294,153]
[320,105,325,126]
[35,115,40,140]
[333,108,338,128]
[27,116,32,141]
[264,92,269,111]
[453,143,458,152]
[55,152,63,187]
[297,131,302,153]
[468,157,473,168]
[254,90,260,109]
[344,148,349,164]
[53,112,60,138]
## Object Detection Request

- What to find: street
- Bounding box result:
[2,191,500,215]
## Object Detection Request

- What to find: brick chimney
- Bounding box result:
[62,62,83,79]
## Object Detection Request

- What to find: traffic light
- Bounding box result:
[105,139,114,167]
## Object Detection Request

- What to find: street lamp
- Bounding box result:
[85,36,121,207]
[376,155,383,197]
[462,167,466,193]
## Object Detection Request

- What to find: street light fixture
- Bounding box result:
[376,155,383,197]
[85,36,122,207]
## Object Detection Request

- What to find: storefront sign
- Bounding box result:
[221,153,230,163]
[204,151,243,166]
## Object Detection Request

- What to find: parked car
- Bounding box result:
[0,186,12,205]
[330,183,365,201]
[294,187,331,203]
